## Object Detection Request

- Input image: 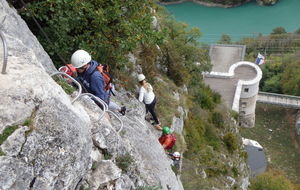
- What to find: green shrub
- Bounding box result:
[250,170,295,190]
[135,185,162,190]
[21,0,161,68]
[116,153,134,173]
[0,149,5,156]
[153,78,179,126]
[211,111,224,128]
[232,166,239,177]
[91,161,97,171]
[184,114,206,157]
[271,26,287,35]
[23,119,32,126]
[204,123,221,151]
[54,78,76,95]
[0,126,18,145]
[205,164,228,177]
[223,133,238,153]
[230,110,239,122]
[239,150,248,160]
[102,149,112,160]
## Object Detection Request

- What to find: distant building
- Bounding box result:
[242,138,267,177]
[203,44,262,128]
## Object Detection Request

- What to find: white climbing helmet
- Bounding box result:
[173,152,180,158]
[71,50,91,68]
[138,74,146,82]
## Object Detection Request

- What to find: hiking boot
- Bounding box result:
[154,125,163,131]
[152,122,161,126]
[119,106,126,115]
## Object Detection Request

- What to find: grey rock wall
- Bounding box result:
[0,0,56,74]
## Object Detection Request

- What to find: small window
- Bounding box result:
[241,102,247,108]
[244,88,249,93]
[241,111,246,115]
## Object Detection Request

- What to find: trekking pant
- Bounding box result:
[145,97,159,125]
[92,96,120,112]
[109,101,121,111]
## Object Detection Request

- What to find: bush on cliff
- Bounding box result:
[22,0,162,69]
[250,170,297,190]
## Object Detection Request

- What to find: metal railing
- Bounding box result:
[77,93,123,133]
[106,110,124,133]
[78,93,107,120]
[50,72,82,103]
[0,31,8,74]
[50,72,123,133]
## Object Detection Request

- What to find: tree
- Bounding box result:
[281,59,300,96]
[158,11,210,86]
[271,27,287,35]
[21,0,161,68]
[294,28,300,34]
[260,57,284,93]
[218,34,231,44]
[250,170,295,190]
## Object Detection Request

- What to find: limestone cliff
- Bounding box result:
[0,1,183,189]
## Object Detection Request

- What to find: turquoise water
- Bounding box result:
[165,0,300,43]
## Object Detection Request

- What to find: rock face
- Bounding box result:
[0,1,184,189]
[0,0,56,74]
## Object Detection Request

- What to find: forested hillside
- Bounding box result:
[238,27,300,96]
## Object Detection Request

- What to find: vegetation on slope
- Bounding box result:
[241,104,300,186]
[222,27,300,96]
[250,169,297,190]
[242,105,300,190]
[21,0,162,69]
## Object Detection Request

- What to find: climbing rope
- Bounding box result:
[0,31,8,74]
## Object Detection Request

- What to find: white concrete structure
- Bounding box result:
[242,138,267,177]
[257,92,300,109]
[204,45,262,128]
[242,138,263,149]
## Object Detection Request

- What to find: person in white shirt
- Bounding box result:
[138,74,161,129]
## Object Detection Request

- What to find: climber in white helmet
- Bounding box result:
[71,50,126,115]
[137,73,161,129]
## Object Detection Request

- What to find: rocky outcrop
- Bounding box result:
[0,0,56,74]
[256,0,278,6]
[0,1,184,189]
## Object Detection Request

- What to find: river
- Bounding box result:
[165,0,300,44]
